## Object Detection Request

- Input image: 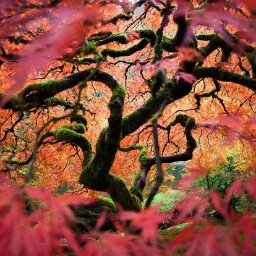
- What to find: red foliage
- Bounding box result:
[176,47,203,63]
[0,177,168,255]
[1,1,99,106]
[176,0,256,45]
[0,177,81,255]
[173,70,197,85]
[0,174,256,255]
[1,1,256,255]
[119,206,167,241]
[167,177,256,256]
[127,31,141,42]
[199,114,256,147]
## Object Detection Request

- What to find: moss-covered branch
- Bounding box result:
[83,30,157,59]
[133,115,197,195]
[95,34,128,46]
[194,67,256,91]
[4,95,80,112]
[107,12,133,24]
[2,69,123,110]
[102,38,149,57]
[122,79,193,137]
[78,76,141,211]
[120,114,196,207]
[44,97,83,110]
[54,124,92,165]
[1,69,144,210]
[198,34,232,61]
[107,174,141,211]
[149,115,196,166]
[120,143,149,202]
[63,57,98,65]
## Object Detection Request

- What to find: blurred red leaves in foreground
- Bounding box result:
[0,0,98,105]
[199,114,256,147]
[0,172,256,256]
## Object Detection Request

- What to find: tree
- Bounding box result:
[0,0,256,212]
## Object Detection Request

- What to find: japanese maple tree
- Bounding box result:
[1,0,256,255]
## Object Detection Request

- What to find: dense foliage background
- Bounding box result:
[1,0,256,255]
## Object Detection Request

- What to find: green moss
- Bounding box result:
[79,168,104,191]
[111,13,132,24]
[161,36,175,52]
[112,85,126,99]
[72,123,86,133]
[88,31,112,41]
[44,97,76,110]
[154,39,163,62]
[160,223,190,242]
[9,95,21,106]
[3,95,25,110]
[94,125,122,174]
[121,95,165,136]
[58,124,85,134]
[130,186,143,202]
[98,196,117,212]
[107,174,142,211]
[194,67,256,91]
[37,80,60,92]
[139,147,149,164]
[65,57,97,65]
[120,79,193,137]
[55,127,79,141]
[107,173,125,188]
[80,171,142,211]
[138,29,157,46]
[186,117,196,129]
[130,170,144,201]
[95,54,106,62]
[82,42,97,55]
[54,127,91,154]
[132,171,142,186]
[70,113,87,126]
[102,38,149,57]
[71,196,117,232]
[22,80,61,102]
[87,85,124,176]
[96,34,128,45]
